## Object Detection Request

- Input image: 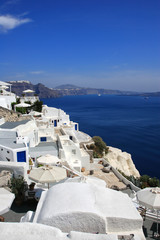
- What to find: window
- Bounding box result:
[54,120,57,127]
[17,151,26,162]
[69,136,73,141]
[40,137,47,142]
[72,149,76,155]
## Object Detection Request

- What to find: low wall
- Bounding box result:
[111,166,140,192]
[0,161,28,180]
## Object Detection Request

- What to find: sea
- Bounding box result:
[41,95,160,179]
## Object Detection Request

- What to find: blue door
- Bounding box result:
[17,151,26,162]
[54,120,57,127]
[75,124,77,131]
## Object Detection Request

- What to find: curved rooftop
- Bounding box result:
[33,182,142,234]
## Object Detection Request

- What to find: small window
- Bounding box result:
[7,151,10,154]
[17,151,26,162]
[70,136,73,141]
[1,148,3,151]
[40,137,47,142]
[72,149,76,155]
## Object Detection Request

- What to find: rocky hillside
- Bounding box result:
[55,84,134,96]
[7,82,160,98]
[104,146,140,177]
[0,106,31,122]
[8,82,60,98]
[8,82,137,98]
[9,82,133,98]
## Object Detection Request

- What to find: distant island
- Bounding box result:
[8,81,160,99]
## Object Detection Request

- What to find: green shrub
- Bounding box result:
[140,175,160,188]
[9,176,25,199]
[16,98,20,104]
[32,100,43,112]
[92,136,109,158]
[148,177,160,187]
[16,107,26,114]
[25,101,32,105]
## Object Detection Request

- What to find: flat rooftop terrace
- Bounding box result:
[29,142,58,158]
[0,131,25,149]
[0,120,30,129]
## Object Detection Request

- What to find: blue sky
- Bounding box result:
[0,0,159,92]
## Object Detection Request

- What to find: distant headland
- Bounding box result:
[7,81,160,99]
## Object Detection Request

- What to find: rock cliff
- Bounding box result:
[0,106,31,122]
[8,82,60,98]
[104,146,140,178]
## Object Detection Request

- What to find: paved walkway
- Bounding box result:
[2,200,37,222]
[143,218,160,239]
[84,166,126,189]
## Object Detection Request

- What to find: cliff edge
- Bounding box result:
[104,146,140,178]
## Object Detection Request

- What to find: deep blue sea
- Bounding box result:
[42,95,160,179]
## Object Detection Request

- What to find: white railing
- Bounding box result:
[61,164,85,179]
[132,200,160,220]
[101,158,141,192]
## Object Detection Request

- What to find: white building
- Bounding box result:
[22,181,144,238]
[0,104,91,174]
[0,103,146,240]
[0,81,16,110]
[42,105,78,130]
[0,130,28,164]
[20,89,39,104]
[34,105,91,172]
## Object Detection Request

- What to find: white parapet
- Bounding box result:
[0,95,16,110]
[0,161,28,180]
[0,222,125,240]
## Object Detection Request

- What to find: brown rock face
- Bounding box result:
[0,106,31,122]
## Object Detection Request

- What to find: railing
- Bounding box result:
[20,96,39,103]
[101,158,141,192]
[133,201,160,220]
[61,164,85,179]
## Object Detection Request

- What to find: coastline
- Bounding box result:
[42,95,160,179]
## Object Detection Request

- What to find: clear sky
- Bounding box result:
[0,0,159,92]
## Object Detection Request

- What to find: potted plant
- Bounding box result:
[29,158,33,170]
[9,176,25,205]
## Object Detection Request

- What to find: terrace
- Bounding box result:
[29,142,58,159]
